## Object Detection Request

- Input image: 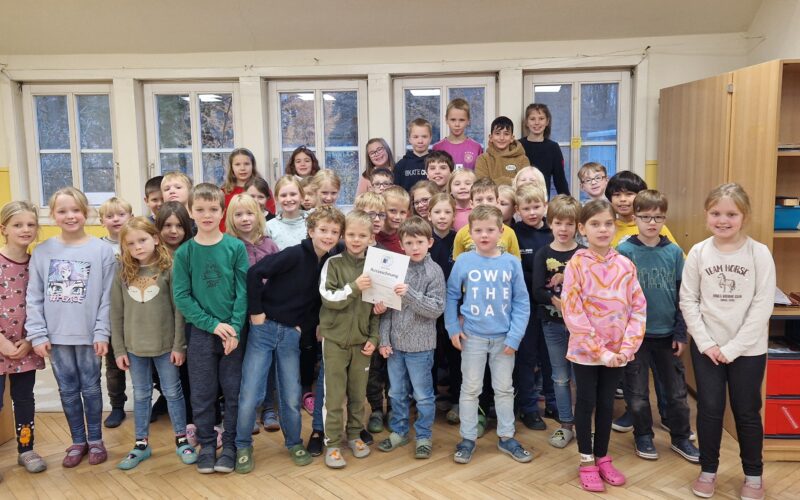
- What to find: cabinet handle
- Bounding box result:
[781,405,800,430]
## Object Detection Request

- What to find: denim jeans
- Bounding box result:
[387,350,435,440]
[542,321,574,424]
[261,358,277,414]
[50,344,103,444]
[128,352,187,440]
[459,334,516,441]
[236,320,302,450]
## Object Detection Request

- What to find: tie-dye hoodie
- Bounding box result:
[562,247,646,366]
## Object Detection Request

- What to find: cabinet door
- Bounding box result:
[658,73,732,252]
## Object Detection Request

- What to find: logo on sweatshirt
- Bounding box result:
[505,164,517,172]
[717,273,736,293]
[46,259,89,304]
[203,264,223,288]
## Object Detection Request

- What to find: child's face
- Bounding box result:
[102,209,132,238]
[450,174,474,203]
[362,205,386,235]
[308,220,341,256]
[428,201,454,234]
[384,197,409,232]
[245,185,269,213]
[409,125,432,155]
[470,190,498,209]
[232,206,258,237]
[498,193,515,222]
[160,214,185,249]
[401,234,434,263]
[579,210,616,250]
[124,228,158,265]
[1,212,37,249]
[426,161,451,188]
[316,181,339,207]
[52,195,86,235]
[526,109,549,137]
[344,221,373,257]
[370,175,392,194]
[706,197,744,242]
[489,127,513,151]
[411,188,433,218]
[517,200,546,228]
[162,179,190,205]
[231,154,254,184]
[469,218,502,255]
[366,142,389,167]
[302,189,317,210]
[610,190,637,218]
[634,208,666,241]
[580,171,608,199]
[550,217,577,245]
[190,198,224,235]
[446,108,469,138]
[515,170,537,188]
[145,191,163,217]
[276,184,301,215]
[293,152,314,177]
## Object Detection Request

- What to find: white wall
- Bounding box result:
[747,0,800,64]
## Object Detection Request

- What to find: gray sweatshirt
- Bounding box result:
[25,237,117,346]
[379,254,445,352]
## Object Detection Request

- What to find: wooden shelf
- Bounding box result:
[773,306,800,319]
[779,151,800,156]
[774,230,800,238]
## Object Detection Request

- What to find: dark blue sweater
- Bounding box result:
[513,220,554,290]
[394,150,429,192]
[430,230,456,281]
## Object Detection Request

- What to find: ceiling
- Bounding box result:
[0,0,764,55]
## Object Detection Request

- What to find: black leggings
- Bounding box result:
[0,370,37,453]
[573,363,623,457]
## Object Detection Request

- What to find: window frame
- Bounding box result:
[143,82,241,184]
[22,83,117,214]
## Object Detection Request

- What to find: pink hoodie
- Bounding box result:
[562,247,646,366]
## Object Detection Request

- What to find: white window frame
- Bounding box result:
[392,75,496,153]
[143,82,241,183]
[22,83,117,214]
[524,70,631,193]
[267,79,368,187]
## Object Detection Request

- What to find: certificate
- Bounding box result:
[362,246,409,311]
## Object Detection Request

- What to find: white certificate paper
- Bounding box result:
[362,246,410,311]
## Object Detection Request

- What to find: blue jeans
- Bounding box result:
[312,354,324,432]
[50,344,103,444]
[387,350,435,440]
[128,352,187,439]
[542,321,575,423]
[459,335,516,441]
[236,320,302,450]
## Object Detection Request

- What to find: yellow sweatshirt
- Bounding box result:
[452,223,521,260]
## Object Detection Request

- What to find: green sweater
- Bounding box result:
[318,251,380,348]
[172,235,249,335]
[111,265,186,357]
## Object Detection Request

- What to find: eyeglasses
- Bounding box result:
[413,197,431,207]
[367,211,387,220]
[372,182,392,188]
[581,174,607,185]
[367,147,386,158]
[635,214,666,223]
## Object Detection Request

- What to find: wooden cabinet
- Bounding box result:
[658,59,800,461]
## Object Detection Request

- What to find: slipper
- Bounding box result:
[578,464,605,492]
[597,455,626,486]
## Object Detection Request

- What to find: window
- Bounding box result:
[144,83,240,186]
[22,85,116,206]
[524,71,631,198]
[393,76,496,152]
[268,80,367,205]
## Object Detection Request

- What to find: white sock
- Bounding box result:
[745,475,762,487]
[699,472,716,481]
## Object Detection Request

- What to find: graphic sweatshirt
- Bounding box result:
[394,150,429,192]
[266,212,308,250]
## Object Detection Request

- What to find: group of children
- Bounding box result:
[0,99,775,500]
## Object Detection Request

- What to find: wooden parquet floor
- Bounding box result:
[1,399,800,499]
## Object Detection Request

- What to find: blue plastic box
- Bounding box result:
[775,206,800,230]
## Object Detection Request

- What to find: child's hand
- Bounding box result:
[0,338,18,357]
[672,340,686,357]
[171,351,185,366]
[379,345,392,358]
[12,339,32,359]
[394,283,408,296]
[94,341,108,357]
[33,341,51,358]
[316,325,322,342]
[717,351,730,364]
[373,302,387,315]
[214,323,237,340]
[250,313,266,326]
[703,345,723,366]
[361,341,376,356]
[503,346,516,355]
[355,274,372,291]
[116,354,129,371]
[550,296,562,312]
[450,332,467,351]
[223,336,239,355]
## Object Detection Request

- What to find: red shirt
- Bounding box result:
[221,185,276,232]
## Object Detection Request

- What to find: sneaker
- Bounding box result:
[62,443,88,468]
[214,448,235,473]
[235,446,253,474]
[543,407,559,421]
[18,451,47,473]
[289,444,313,466]
[103,407,126,428]
[261,410,280,432]
[360,428,374,446]
[185,424,198,447]
[521,412,546,431]
[196,448,216,474]
[634,435,659,460]
[446,404,460,424]
[497,438,533,463]
[88,441,108,465]
[612,411,634,432]
[377,432,409,452]
[660,421,697,441]
[176,437,198,465]
[348,438,370,459]
[150,395,168,423]
[740,480,765,500]
[415,438,433,459]
[117,442,151,470]
[385,410,394,432]
[367,410,384,434]
[671,439,700,464]
[252,421,260,435]
[548,427,574,449]
[691,473,716,498]
[453,439,475,464]
[307,431,324,457]
[325,447,346,469]
[302,392,314,415]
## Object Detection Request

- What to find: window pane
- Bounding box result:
[404,89,440,147]
[76,95,112,150]
[325,150,358,206]
[40,153,73,203]
[157,95,192,149]
[202,152,229,186]
[199,94,234,149]
[280,92,316,149]
[580,83,618,142]
[35,95,70,150]
[448,87,485,146]
[533,84,572,143]
[81,153,115,204]
[160,152,193,178]
[323,91,358,147]
[580,146,616,177]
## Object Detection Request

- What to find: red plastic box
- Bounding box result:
[765,399,800,436]
[766,359,800,396]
